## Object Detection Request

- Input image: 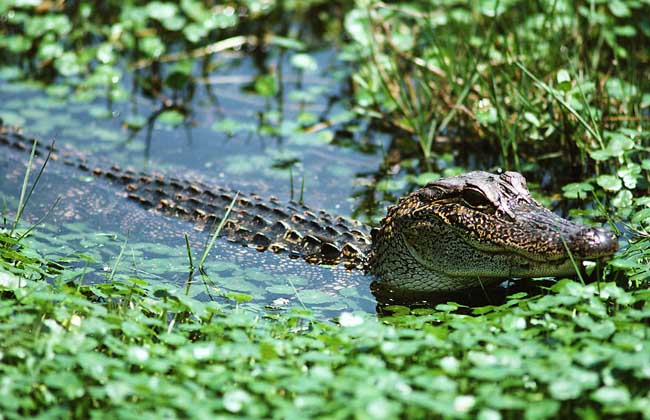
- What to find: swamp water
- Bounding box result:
[0,38,558,318]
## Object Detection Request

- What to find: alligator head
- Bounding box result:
[370,171,618,292]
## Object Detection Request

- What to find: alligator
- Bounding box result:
[0,126,619,293]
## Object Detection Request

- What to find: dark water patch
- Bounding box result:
[0,47,384,218]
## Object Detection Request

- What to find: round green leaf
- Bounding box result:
[608,0,631,17]
[596,175,622,192]
[291,53,318,72]
[611,189,633,208]
[549,379,581,400]
[224,292,253,303]
[158,110,185,126]
[140,36,165,58]
[298,289,336,305]
[562,182,593,199]
[55,52,83,76]
[254,74,278,97]
[592,386,630,405]
[147,2,178,20]
[223,389,251,413]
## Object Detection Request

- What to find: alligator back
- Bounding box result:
[0,127,371,269]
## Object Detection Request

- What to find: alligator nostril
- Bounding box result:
[584,227,618,256]
[595,227,618,251]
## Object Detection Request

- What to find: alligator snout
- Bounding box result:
[568,226,618,259]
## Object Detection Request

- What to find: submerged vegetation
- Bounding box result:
[1,0,650,418]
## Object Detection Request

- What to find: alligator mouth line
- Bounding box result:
[401,232,573,279]
[451,223,617,263]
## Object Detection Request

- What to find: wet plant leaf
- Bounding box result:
[562,182,593,199]
[596,175,622,192]
[211,118,253,135]
[254,74,278,97]
[298,289,336,305]
[225,292,253,303]
[611,189,633,208]
[608,0,631,17]
[269,36,306,50]
[147,2,178,21]
[291,53,318,72]
[592,386,630,405]
[158,110,185,126]
[140,36,165,58]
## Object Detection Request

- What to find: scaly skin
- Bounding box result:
[0,126,618,292]
[0,127,372,269]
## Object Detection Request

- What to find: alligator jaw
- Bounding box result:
[456,205,619,265]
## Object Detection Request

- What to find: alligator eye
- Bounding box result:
[461,189,490,208]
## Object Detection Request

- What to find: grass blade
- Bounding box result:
[198,192,239,270]
[11,141,38,234]
[108,234,129,283]
[184,233,195,295]
[514,61,604,148]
